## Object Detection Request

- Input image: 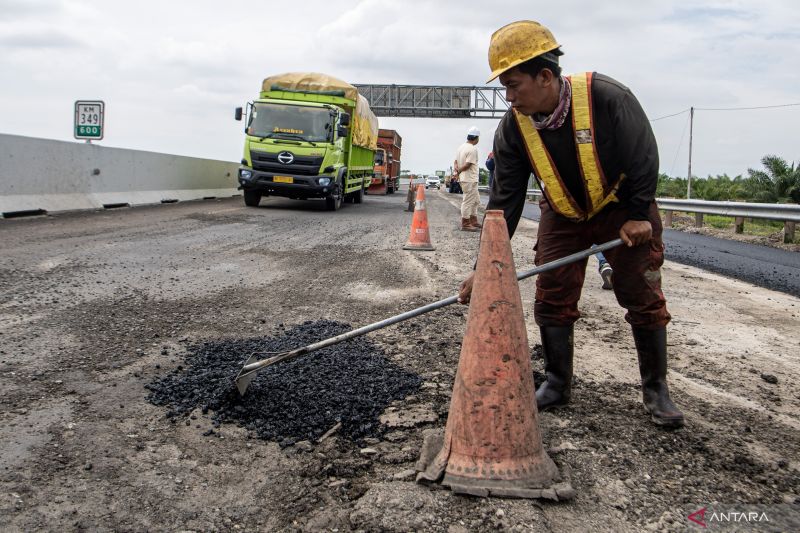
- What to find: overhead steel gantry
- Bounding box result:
[353,84,509,119]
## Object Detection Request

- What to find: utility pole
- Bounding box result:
[687,106,694,199]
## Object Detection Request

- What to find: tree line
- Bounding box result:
[657,155,800,203]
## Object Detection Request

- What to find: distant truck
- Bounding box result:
[235,72,379,210]
[369,129,402,195]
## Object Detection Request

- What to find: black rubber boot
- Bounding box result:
[632,327,685,428]
[535,325,574,411]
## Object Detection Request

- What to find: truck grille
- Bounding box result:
[250,150,323,176]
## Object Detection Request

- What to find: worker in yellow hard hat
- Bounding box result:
[458,21,684,428]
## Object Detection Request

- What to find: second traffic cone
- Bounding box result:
[403,184,435,251]
[405,181,416,212]
[416,210,574,500]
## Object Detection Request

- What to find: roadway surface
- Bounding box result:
[480,195,800,297]
[2,192,799,530]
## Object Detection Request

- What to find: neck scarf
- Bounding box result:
[533,76,571,131]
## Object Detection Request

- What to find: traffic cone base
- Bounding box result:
[415,210,573,500]
[403,184,435,251]
[417,430,570,498]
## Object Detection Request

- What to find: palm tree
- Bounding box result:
[746,155,800,203]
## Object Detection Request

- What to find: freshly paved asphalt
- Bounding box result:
[477,195,800,297]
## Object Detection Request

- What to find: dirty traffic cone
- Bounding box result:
[405,179,417,212]
[416,210,574,500]
[403,184,435,251]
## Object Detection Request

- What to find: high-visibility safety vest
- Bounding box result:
[514,72,624,222]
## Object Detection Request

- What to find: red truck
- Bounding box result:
[369,129,402,195]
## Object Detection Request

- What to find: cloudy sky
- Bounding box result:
[1,0,798,178]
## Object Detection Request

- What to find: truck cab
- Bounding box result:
[236,99,351,210]
[371,147,397,195]
[368,129,402,195]
[235,73,378,211]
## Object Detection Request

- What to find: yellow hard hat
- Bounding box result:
[487,21,562,83]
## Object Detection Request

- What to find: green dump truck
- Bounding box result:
[235,72,378,211]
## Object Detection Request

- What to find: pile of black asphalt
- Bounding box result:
[146,320,421,446]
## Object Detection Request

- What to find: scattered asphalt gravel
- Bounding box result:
[146,320,422,446]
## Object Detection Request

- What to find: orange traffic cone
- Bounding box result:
[403,184,435,251]
[416,210,574,500]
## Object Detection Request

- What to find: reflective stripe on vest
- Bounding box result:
[514,72,623,221]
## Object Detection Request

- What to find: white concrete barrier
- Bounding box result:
[0,133,240,217]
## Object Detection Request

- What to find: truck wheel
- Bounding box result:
[326,180,343,211]
[243,190,261,207]
[353,182,364,204]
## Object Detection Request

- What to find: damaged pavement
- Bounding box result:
[1,194,798,531]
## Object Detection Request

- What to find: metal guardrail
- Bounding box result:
[657,199,800,223]
[478,189,799,222]
[478,185,542,200]
[658,198,799,243]
[477,188,798,242]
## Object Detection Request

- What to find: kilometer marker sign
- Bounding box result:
[74,100,105,140]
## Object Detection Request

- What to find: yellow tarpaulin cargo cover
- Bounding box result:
[261,72,378,150]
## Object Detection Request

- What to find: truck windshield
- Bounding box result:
[247,103,332,142]
[374,150,385,165]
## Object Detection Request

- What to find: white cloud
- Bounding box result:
[0,29,84,48]
[0,0,798,175]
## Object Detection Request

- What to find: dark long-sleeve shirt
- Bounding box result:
[486,73,659,239]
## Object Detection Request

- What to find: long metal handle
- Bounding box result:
[239,238,623,374]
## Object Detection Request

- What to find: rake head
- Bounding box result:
[234,351,281,396]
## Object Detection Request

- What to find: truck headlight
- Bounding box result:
[318,177,331,186]
[239,169,253,180]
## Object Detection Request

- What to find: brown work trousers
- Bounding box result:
[533,201,670,329]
